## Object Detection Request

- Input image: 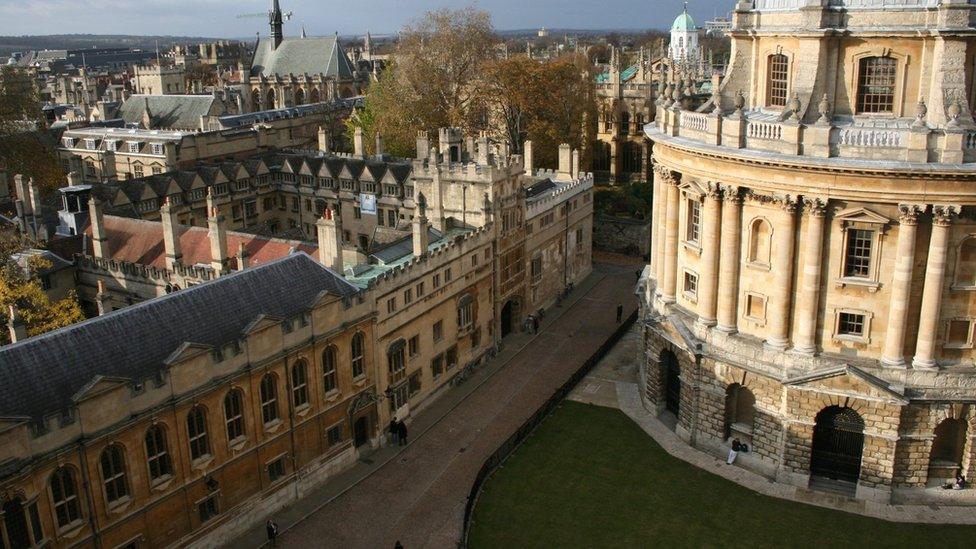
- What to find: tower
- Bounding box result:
[270,0,284,49]
[669,2,699,62]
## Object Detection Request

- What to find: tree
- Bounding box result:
[0,65,63,194]
[0,233,85,346]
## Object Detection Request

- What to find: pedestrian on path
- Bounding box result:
[266,519,279,547]
[389,418,399,445]
[727,438,742,465]
[398,420,408,446]
[394,541,404,549]
[532,315,540,334]
[616,304,623,323]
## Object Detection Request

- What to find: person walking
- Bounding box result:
[389,418,399,446]
[398,420,408,446]
[616,304,623,323]
[266,519,279,547]
[532,315,540,334]
[727,438,742,465]
[394,541,404,549]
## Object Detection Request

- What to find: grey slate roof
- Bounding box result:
[119,94,221,131]
[370,228,442,264]
[250,36,355,79]
[0,253,358,422]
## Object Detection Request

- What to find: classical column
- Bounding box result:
[661,174,681,303]
[881,204,923,367]
[715,186,742,333]
[696,183,723,327]
[653,165,671,294]
[649,165,661,275]
[913,205,957,370]
[765,195,798,350]
[793,197,827,355]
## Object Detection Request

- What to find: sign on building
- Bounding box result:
[360,193,377,215]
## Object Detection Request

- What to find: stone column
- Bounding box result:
[654,164,673,298]
[766,196,798,350]
[715,186,742,333]
[793,197,827,355]
[649,165,662,275]
[913,205,957,370]
[696,184,722,327]
[882,204,923,367]
[661,173,681,303]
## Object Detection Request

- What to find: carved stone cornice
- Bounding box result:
[721,184,743,205]
[897,203,924,226]
[802,196,827,217]
[704,181,723,200]
[745,190,797,212]
[933,204,960,227]
[652,163,679,186]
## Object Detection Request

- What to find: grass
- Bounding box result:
[468,400,976,548]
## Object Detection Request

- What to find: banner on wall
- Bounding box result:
[359,193,377,215]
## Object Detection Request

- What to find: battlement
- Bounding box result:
[526,174,594,219]
[410,156,524,182]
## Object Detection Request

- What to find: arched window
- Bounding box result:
[748,218,772,265]
[260,374,279,424]
[457,294,474,332]
[723,384,756,440]
[929,418,968,477]
[766,54,789,107]
[295,88,305,105]
[956,237,976,287]
[620,111,630,135]
[293,359,310,406]
[145,425,172,482]
[251,89,261,110]
[856,56,896,114]
[310,87,321,103]
[351,332,365,378]
[388,339,406,381]
[187,406,210,460]
[100,444,129,504]
[224,389,246,442]
[50,468,81,528]
[322,346,338,393]
[266,88,276,110]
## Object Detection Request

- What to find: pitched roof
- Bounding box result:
[0,253,358,422]
[118,94,221,131]
[250,36,355,79]
[84,215,318,270]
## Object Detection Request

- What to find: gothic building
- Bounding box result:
[641,0,976,503]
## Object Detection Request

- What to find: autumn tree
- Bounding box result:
[0,65,63,194]
[0,232,86,346]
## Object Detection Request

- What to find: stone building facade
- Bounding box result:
[639,0,976,504]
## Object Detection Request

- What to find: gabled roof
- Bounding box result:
[0,253,358,422]
[119,94,222,131]
[250,36,355,79]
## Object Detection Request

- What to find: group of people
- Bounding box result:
[524,314,540,334]
[389,418,409,446]
[943,474,968,491]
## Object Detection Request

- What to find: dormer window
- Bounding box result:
[150,143,165,155]
[105,140,119,152]
[84,138,97,150]
[128,141,141,153]
[856,57,896,114]
[62,137,75,148]
[766,54,789,108]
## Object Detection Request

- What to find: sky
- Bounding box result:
[0,0,735,38]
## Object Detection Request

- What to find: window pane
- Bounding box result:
[857,57,896,114]
[844,229,873,277]
[767,54,789,107]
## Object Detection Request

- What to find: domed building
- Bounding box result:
[669,5,699,61]
[641,0,976,502]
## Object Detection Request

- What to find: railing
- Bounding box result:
[681,112,708,133]
[459,309,638,547]
[747,120,783,140]
[965,131,976,150]
[836,127,903,148]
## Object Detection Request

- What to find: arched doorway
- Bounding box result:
[810,406,865,483]
[661,350,680,416]
[354,416,369,447]
[928,417,968,484]
[723,383,756,440]
[500,299,519,338]
[3,497,32,548]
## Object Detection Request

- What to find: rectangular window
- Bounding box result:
[267,457,286,483]
[683,271,698,298]
[150,143,165,155]
[686,199,701,244]
[291,197,299,212]
[408,335,419,357]
[444,268,452,282]
[433,320,443,342]
[198,495,219,523]
[838,312,865,337]
[377,209,385,226]
[446,346,458,370]
[531,256,543,282]
[404,288,413,304]
[388,210,397,227]
[745,294,765,321]
[844,229,873,278]
[416,281,425,297]
[408,371,422,395]
[433,274,441,289]
[354,206,362,219]
[327,424,342,446]
[128,142,140,153]
[857,57,897,114]
[431,354,444,378]
[946,319,973,348]
[458,300,474,331]
[766,54,789,107]
[387,297,397,314]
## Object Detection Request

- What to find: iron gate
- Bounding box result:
[663,351,681,415]
[810,406,864,483]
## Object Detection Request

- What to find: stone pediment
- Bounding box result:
[677,178,709,198]
[299,161,315,176]
[785,365,907,404]
[834,207,890,226]
[163,341,213,366]
[242,313,283,335]
[71,375,130,404]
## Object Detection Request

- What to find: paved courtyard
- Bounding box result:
[232,261,641,548]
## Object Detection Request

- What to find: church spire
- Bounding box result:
[270,0,284,49]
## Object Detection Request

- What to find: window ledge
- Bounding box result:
[106,496,132,515]
[57,519,85,538]
[295,404,311,418]
[745,261,771,272]
[833,333,870,345]
[228,437,249,452]
[352,375,367,388]
[835,277,881,292]
[943,343,973,350]
[743,315,766,327]
[682,291,698,304]
[191,455,214,471]
[324,389,341,403]
[150,474,174,492]
[950,284,976,292]
[682,241,702,255]
[264,419,283,434]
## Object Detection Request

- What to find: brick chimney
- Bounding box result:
[572,148,580,180]
[27,178,42,219]
[95,280,110,316]
[317,126,331,154]
[353,127,365,157]
[316,206,343,272]
[236,242,249,271]
[160,198,182,270]
[7,305,27,343]
[416,131,429,160]
[207,189,228,276]
[413,192,430,257]
[557,143,572,180]
[523,140,534,175]
[88,196,109,258]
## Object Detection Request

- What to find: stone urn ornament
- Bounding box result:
[789,93,802,122]
[913,99,927,128]
[733,90,745,114]
[947,97,962,127]
[712,88,723,115]
[817,93,831,125]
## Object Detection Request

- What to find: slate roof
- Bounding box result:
[0,253,358,422]
[370,227,443,265]
[119,94,222,131]
[84,215,318,270]
[250,36,355,79]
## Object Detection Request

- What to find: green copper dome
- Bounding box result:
[671,9,696,32]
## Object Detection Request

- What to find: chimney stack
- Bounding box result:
[416,131,429,160]
[523,140,534,175]
[13,175,30,214]
[316,207,344,272]
[413,193,430,257]
[317,126,331,154]
[476,133,490,166]
[353,127,365,157]
[237,242,249,271]
[95,280,110,316]
[7,305,27,343]
[160,198,182,270]
[88,196,109,258]
[557,143,572,180]
[572,149,580,180]
[27,178,42,218]
[374,131,384,158]
[207,189,228,276]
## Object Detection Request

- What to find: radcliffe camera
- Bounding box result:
[1,1,975,548]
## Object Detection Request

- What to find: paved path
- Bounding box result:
[232,263,640,549]
[569,325,976,525]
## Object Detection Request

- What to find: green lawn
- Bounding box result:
[468,401,976,548]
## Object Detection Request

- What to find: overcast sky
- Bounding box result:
[0,0,735,37]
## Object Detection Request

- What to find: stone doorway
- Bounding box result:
[661,350,680,417]
[354,416,370,448]
[810,406,864,485]
[2,497,31,548]
[928,417,968,486]
[501,299,519,338]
